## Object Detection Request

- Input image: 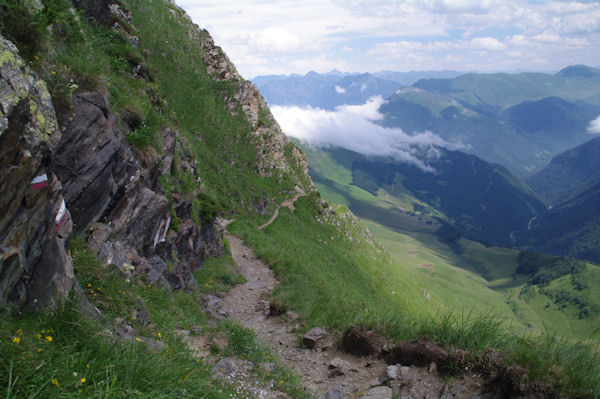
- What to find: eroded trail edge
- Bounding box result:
[222,233,387,398]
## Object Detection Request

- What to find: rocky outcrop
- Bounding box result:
[186,18,312,186]
[0,30,224,308]
[54,91,222,291]
[0,36,74,308]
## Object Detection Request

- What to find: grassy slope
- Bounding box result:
[1,0,599,397]
[300,143,600,341]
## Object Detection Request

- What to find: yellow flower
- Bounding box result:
[80,377,86,383]
[279,380,284,384]
[157,332,162,339]
[36,333,41,339]
[45,336,53,342]
[37,348,43,353]
[135,337,141,342]
[12,337,20,344]
[16,328,23,336]
[51,378,59,386]
[86,364,90,368]
[51,71,56,75]
[87,283,91,287]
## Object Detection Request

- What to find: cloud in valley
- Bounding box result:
[271,96,450,171]
[588,116,600,134]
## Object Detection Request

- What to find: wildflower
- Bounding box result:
[135,337,141,342]
[157,332,162,339]
[51,378,59,386]
[80,377,86,383]
[87,283,91,287]
[279,380,284,384]
[46,336,53,342]
[51,71,56,75]
[37,348,43,352]
[12,337,21,344]
[16,328,23,336]
[36,333,41,339]
[34,55,39,60]
[86,364,90,368]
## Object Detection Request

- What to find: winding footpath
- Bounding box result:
[202,197,490,398]
[258,193,304,230]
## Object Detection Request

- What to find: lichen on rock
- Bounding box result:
[0,34,74,308]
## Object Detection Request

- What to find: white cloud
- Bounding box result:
[588,116,600,134]
[177,1,600,77]
[334,85,346,94]
[250,28,300,52]
[272,96,451,171]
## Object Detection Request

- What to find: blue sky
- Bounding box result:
[176,0,600,79]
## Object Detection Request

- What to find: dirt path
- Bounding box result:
[258,193,304,230]
[196,215,492,398]
[221,233,386,398]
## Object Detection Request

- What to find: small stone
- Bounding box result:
[358,386,393,399]
[213,357,236,376]
[303,327,328,349]
[428,362,437,374]
[328,368,345,377]
[321,388,343,399]
[386,365,398,380]
[329,357,350,370]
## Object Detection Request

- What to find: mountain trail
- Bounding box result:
[214,233,490,398]
[258,193,304,230]
[221,233,387,398]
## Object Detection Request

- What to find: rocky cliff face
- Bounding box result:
[0,0,312,310]
[0,36,74,308]
[0,32,223,308]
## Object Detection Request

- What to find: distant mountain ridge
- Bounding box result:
[253,71,402,109]
[382,66,600,176]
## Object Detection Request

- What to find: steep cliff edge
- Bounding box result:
[0,0,311,309]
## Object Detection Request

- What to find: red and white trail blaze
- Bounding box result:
[30,174,49,190]
[54,199,67,233]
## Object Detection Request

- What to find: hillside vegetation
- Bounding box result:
[1,1,599,398]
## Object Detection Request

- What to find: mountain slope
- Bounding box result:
[526,136,600,205]
[349,148,546,246]
[382,70,600,176]
[526,181,600,264]
[1,1,599,397]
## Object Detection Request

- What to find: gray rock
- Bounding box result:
[386,364,398,380]
[358,386,393,399]
[321,387,344,399]
[329,357,351,371]
[0,35,74,308]
[214,357,237,376]
[303,327,328,348]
